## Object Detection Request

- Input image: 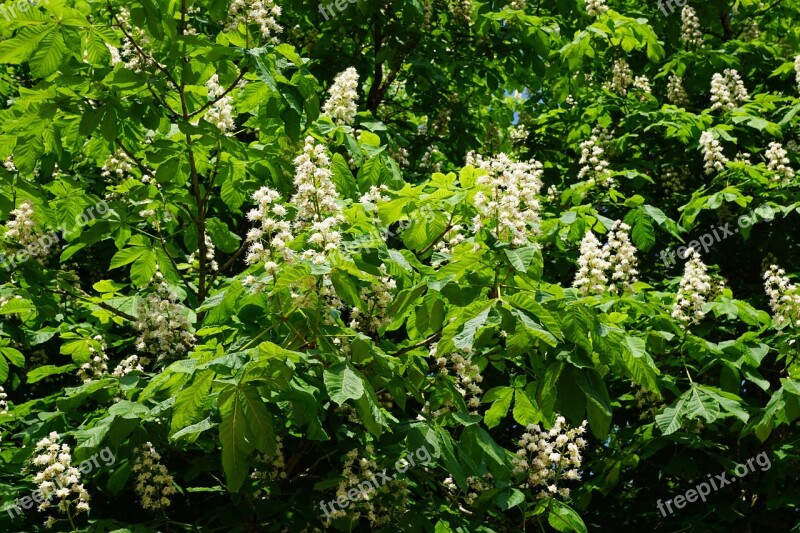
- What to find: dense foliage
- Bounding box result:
[0,0,799,531]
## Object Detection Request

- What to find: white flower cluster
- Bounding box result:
[577,135,614,187]
[511,417,588,500]
[112,355,144,377]
[134,270,195,361]
[606,221,639,292]
[763,265,800,328]
[359,184,390,204]
[326,446,410,527]
[433,344,484,415]
[77,335,109,382]
[322,67,359,126]
[634,386,665,421]
[433,225,467,261]
[795,55,800,94]
[349,264,396,333]
[292,137,344,264]
[101,149,134,180]
[226,0,282,43]
[573,231,610,295]
[671,249,713,325]
[0,386,7,415]
[4,200,49,262]
[510,0,526,10]
[443,473,493,506]
[4,156,16,172]
[110,8,157,72]
[710,69,748,112]
[389,146,409,167]
[509,124,529,142]
[133,442,176,511]
[205,74,235,133]
[667,75,690,106]
[606,59,632,96]
[700,130,729,174]
[741,19,760,40]
[680,6,703,48]
[573,223,638,295]
[245,187,294,276]
[420,146,443,173]
[470,153,544,245]
[31,432,90,521]
[251,436,287,499]
[449,0,473,24]
[632,75,651,100]
[764,142,794,185]
[585,0,608,17]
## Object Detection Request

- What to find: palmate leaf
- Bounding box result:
[29,28,66,78]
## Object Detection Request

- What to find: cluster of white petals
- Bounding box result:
[0,386,7,415]
[573,231,610,295]
[110,9,157,72]
[671,249,713,325]
[509,124,529,142]
[795,55,800,94]
[606,221,639,292]
[322,67,360,126]
[605,59,632,96]
[470,153,544,245]
[101,149,134,180]
[432,344,484,415]
[680,6,703,48]
[710,69,748,111]
[359,184,390,204]
[251,437,287,499]
[764,142,794,185]
[245,187,294,276]
[449,0,473,24]
[226,0,282,43]
[4,200,50,262]
[632,75,651,100]
[134,270,195,361]
[700,130,729,174]
[205,74,235,133]
[512,416,588,500]
[573,223,638,295]
[112,355,144,377]
[763,265,800,328]
[291,137,344,264]
[585,0,608,17]
[326,446,410,527]
[667,75,690,106]
[31,432,90,524]
[511,0,526,10]
[577,135,614,187]
[433,225,466,261]
[133,442,177,511]
[349,264,396,333]
[77,335,109,382]
[4,156,16,172]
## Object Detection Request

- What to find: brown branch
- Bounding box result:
[366,21,384,112]
[392,331,442,358]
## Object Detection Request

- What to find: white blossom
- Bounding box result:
[578,135,614,187]
[680,6,703,48]
[112,355,144,377]
[573,231,610,295]
[133,442,177,511]
[77,335,109,382]
[606,221,638,293]
[764,142,794,185]
[349,264,396,333]
[0,386,7,415]
[322,67,359,126]
[205,74,235,133]
[226,0,282,43]
[605,59,632,96]
[470,153,544,245]
[632,75,651,100]
[4,200,51,262]
[31,432,90,523]
[585,0,608,17]
[667,75,689,106]
[671,249,713,326]
[134,269,195,361]
[763,265,800,328]
[245,187,295,275]
[512,417,588,500]
[699,130,729,174]
[710,69,748,112]
[795,55,800,94]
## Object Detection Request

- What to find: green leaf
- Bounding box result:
[483,386,514,428]
[512,389,540,426]
[324,363,365,405]
[548,501,588,533]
